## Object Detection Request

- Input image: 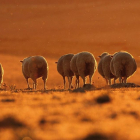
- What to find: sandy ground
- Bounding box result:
[0,1,140,140]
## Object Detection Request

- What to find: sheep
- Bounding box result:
[20,56,48,90]
[56,54,74,89]
[0,64,4,88]
[110,51,137,83]
[98,52,117,85]
[70,51,97,88]
[70,54,80,88]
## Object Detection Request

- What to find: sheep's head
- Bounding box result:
[110,55,113,58]
[98,52,109,59]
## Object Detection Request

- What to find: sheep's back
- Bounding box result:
[77,52,96,65]
[77,52,95,64]
[111,52,137,77]
[57,54,74,76]
[22,56,48,78]
[102,55,115,78]
[113,52,133,64]
[62,54,74,76]
[76,52,97,76]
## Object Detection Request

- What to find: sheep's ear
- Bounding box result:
[55,62,58,64]
[20,60,23,63]
[98,56,101,58]
[110,55,113,58]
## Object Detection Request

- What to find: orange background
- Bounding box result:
[0,0,140,89]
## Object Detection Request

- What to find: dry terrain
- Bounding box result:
[0,0,140,140]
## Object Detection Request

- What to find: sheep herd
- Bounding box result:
[57,51,137,89]
[0,51,137,90]
[98,52,137,85]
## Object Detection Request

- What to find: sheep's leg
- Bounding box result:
[68,77,70,89]
[76,75,79,88]
[89,75,92,85]
[85,77,87,84]
[70,77,73,89]
[43,79,46,90]
[77,76,79,88]
[42,77,46,90]
[83,78,86,86]
[35,80,37,89]
[105,78,108,85]
[119,77,122,83]
[26,78,30,89]
[68,76,73,89]
[108,78,111,85]
[32,81,34,89]
[81,76,86,86]
[75,79,77,89]
[33,79,37,90]
[63,76,66,89]
[123,77,127,83]
[68,77,71,89]
[114,78,116,84]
